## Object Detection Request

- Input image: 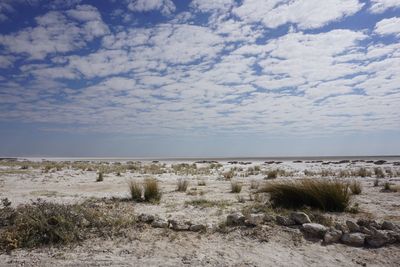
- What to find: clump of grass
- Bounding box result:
[266,169,278,179]
[129,180,142,201]
[128,178,162,202]
[261,179,351,212]
[374,167,385,178]
[382,182,399,192]
[236,195,246,203]
[250,180,259,190]
[354,167,371,177]
[230,181,242,193]
[176,179,189,192]
[197,179,206,186]
[143,178,162,202]
[373,178,379,187]
[96,172,104,182]
[349,180,362,195]
[223,170,235,180]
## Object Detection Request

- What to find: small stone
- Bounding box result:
[245,214,265,226]
[323,229,342,244]
[366,230,393,247]
[190,224,206,232]
[302,223,327,239]
[334,223,346,232]
[381,221,398,231]
[151,218,168,228]
[357,219,380,229]
[359,226,372,235]
[276,215,296,226]
[290,212,311,225]
[226,212,246,226]
[346,220,360,233]
[138,213,155,223]
[341,233,365,247]
[169,219,191,231]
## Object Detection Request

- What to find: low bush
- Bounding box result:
[230,181,242,193]
[266,169,278,179]
[261,179,351,212]
[143,178,162,202]
[349,180,362,195]
[129,180,142,201]
[96,172,104,182]
[176,179,189,192]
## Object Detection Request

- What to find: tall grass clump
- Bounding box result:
[349,180,362,195]
[262,179,350,212]
[129,180,142,201]
[266,169,278,179]
[96,172,104,182]
[374,167,385,178]
[143,178,162,202]
[230,181,242,193]
[176,179,189,192]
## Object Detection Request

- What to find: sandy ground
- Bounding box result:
[0,159,399,266]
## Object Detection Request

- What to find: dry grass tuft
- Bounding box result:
[349,180,362,195]
[96,172,104,182]
[230,181,242,193]
[260,179,351,212]
[129,180,142,201]
[143,178,162,202]
[176,179,189,192]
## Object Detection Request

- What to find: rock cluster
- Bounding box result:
[137,213,206,232]
[137,211,400,248]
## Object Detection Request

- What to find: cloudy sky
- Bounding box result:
[0,0,399,157]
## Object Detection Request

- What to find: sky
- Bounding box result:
[0,0,400,158]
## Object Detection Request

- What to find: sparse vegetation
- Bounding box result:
[349,180,362,195]
[143,178,162,202]
[197,179,206,186]
[230,181,242,193]
[266,169,278,179]
[0,199,135,251]
[373,178,379,187]
[176,179,189,192]
[260,179,351,212]
[223,169,234,180]
[250,180,259,190]
[129,180,142,201]
[374,167,385,178]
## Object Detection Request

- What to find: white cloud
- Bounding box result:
[127,0,176,15]
[374,17,400,36]
[190,0,235,13]
[369,0,400,13]
[233,0,363,29]
[0,55,15,68]
[0,5,108,59]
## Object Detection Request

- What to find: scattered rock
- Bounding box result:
[374,160,386,165]
[359,226,372,235]
[334,223,346,232]
[346,220,360,233]
[323,229,342,244]
[341,233,365,247]
[190,224,206,232]
[302,223,327,239]
[138,213,155,223]
[381,221,398,231]
[263,214,275,222]
[151,218,168,228]
[290,212,311,225]
[366,230,393,248]
[357,219,380,230]
[276,215,296,226]
[245,214,265,226]
[169,219,191,231]
[226,212,246,226]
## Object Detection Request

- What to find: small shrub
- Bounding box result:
[250,180,259,190]
[354,167,371,177]
[373,178,379,187]
[96,172,104,182]
[230,181,242,193]
[223,170,234,180]
[197,180,206,186]
[236,195,246,203]
[176,179,189,192]
[261,179,351,212]
[374,167,385,178]
[143,178,162,202]
[349,180,362,195]
[347,203,360,214]
[266,169,278,179]
[129,180,142,201]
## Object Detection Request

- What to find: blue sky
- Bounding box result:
[0,0,400,157]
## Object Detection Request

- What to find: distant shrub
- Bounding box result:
[250,180,259,190]
[373,178,379,187]
[176,179,189,192]
[197,180,206,186]
[354,167,371,177]
[223,170,234,180]
[266,169,278,179]
[349,180,362,195]
[96,172,104,182]
[261,179,350,212]
[230,181,242,193]
[374,167,385,178]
